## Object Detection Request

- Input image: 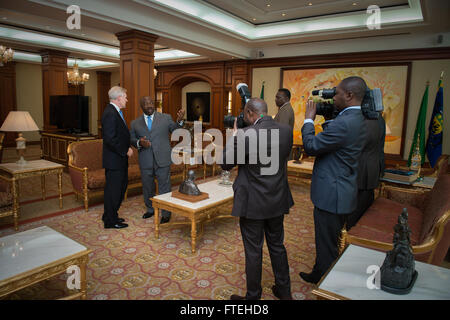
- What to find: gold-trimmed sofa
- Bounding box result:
[340,169,450,266]
[67,139,142,211]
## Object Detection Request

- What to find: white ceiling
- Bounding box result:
[0,0,448,69]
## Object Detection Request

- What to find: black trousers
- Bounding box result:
[141,165,171,218]
[239,215,291,300]
[102,168,128,225]
[312,207,349,277]
[346,189,375,230]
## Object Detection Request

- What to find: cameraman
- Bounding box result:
[221,98,294,300]
[300,76,368,284]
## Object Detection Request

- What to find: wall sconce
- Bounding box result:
[0,45,14,67]
[0,111,40,165]
[154,68,158,79]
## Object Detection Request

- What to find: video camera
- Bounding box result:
[223,83,251,128]
[311,87,384,120]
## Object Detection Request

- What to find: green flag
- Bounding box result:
[407,84,429,167]
[260,81,265,99]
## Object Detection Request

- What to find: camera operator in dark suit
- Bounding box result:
[347,113,386,229]
[102,86,134,229]
[300,76,368,284]
[221,98,294,300]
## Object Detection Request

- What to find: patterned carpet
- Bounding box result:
[0,170,318,300]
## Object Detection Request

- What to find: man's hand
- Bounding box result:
[232,117,238,136]
[139,136,151,148]
[127,147,133,158]
[176,109,185,122]
[305,100,317,121]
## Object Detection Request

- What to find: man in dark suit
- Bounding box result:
[347,113,386,229]
[221,98,294,300]
[300,76,368,284]
[102,86,134,229]
[130,96,185,224]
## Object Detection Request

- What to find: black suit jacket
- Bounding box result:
[357,115,386,190]
[221,116,294,219]
[301,108,367,214]
[101,104,131,170]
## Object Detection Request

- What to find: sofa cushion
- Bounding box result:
[348,197,423,245]
[87,169,106,189]
[71,139,103,171]
[420,174,450,242]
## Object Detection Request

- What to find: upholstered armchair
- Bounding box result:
[67,139,142,211]
[340,173,450,266]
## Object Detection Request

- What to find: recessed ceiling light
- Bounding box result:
[308,2,313,6]
[266,4,271,7]
[252,18,256,21]
[282,13,286,16]
[352,2,357,5]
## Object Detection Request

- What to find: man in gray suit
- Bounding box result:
[300,76,368,284]
[347,113,386,229]
[130,96,185,224]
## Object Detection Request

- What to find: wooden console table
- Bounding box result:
[41,132,96,166]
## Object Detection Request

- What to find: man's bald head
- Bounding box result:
[246,98,268,114]
[340,76,368,102]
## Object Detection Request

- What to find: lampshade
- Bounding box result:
[0,111,40,132]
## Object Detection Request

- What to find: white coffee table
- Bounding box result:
[0,226,91,299]
[152,179,235,253]
[312,244,450,300]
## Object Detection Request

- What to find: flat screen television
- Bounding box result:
[49,95,89,133]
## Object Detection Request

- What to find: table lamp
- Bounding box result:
[0,111,40,165]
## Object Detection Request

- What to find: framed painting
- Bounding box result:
[282,63,411,158]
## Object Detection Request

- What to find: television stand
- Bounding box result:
[41,131,97,167]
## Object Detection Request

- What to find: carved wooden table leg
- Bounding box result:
[41,174,46,200]
[58,170,63,209]
[154,207,160,239]
[80,256,88,300]
[12,178,19,231]
[191,218,197,253]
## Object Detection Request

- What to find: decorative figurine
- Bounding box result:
[380,208,418,294]
[179,170,201,195]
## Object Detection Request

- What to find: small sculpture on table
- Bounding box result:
[293,146,303,164]
[380,208,418,294]
[219,170,232,186]
[179,170,201,195]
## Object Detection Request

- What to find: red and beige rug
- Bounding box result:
[0,172,318,300]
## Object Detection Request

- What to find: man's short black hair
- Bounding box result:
[340,77,367,101]
[278,88,291,100]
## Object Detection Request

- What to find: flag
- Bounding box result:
[426,78,444,168]
[407,84,429,167]
[260,81,265,99]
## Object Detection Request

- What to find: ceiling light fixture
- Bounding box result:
[282,13,286,16]
[153,68,158,79]
[67,60,89,85]
[0,45,14,66]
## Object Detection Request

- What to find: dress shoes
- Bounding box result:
[117,218,125,223]
[271,285,293,300]
[142,211,154,219]
[230,294,246,300]
[160,216,171,224]
[104,222,128,229]
[299,271,321,284]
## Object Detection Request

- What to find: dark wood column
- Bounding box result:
[96,71,111,138]
[0,62,17,148]
[40,50,69,131]
[115,29,158,125]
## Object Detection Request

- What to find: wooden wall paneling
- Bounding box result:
[116,30,158,126]
[68,84,84,95]
[96,71,111,138]
[0,62,17,147]
[40,50,69,131]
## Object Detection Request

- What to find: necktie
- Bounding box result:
[119,110,125,122]
[147,115,152,131]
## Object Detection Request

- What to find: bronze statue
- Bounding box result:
[380,208,418,294]
[179,170,201,195]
